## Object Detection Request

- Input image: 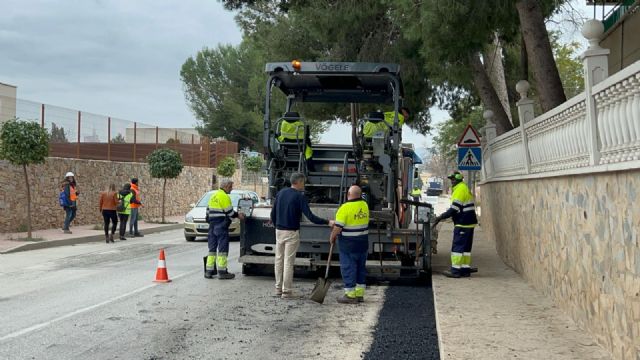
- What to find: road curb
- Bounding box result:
[0,223,184,254]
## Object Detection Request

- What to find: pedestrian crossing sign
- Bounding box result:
[457,147,482,170]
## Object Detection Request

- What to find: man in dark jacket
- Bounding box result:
[270,173,334,299]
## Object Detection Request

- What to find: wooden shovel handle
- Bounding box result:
[324,242,334,279]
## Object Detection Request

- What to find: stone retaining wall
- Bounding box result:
[0,157,218,232]
[481,170,640,359]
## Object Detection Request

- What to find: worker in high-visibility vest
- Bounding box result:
[330,185,370,304]
[362,111,386,138]
[277,112,305,142]
[411,186,422,201]
[304,131,315,172]
[382,107,410,130]
[205,180,245,279]
[433,171,478,278]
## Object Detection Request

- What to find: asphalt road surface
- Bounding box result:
[0,228,439,360]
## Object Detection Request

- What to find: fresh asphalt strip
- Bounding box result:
[363,285,440,360]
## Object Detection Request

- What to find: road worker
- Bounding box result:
[277,112,305,142]
[330,185,370,304]
[433,171,478,278]
[362,111,386,138]
[411,186,422,201]
[383,107,410,130]
[205,180,245,279]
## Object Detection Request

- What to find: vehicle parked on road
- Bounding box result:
[184,189,259,241]
[426,177,443,196]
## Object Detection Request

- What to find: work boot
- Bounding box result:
[470,266,478,273]
[119,236,127,241]
[203,256,217,278]
[442,270,461,278]
[217,270,235,280]
[274,288,283,297]
[63,229,72,234]
[109,234,115,243]
[336,294,358,304]
[105,235,109,243]
[357,296,364,303]
[281,292,302,300]
[134,233,144,237]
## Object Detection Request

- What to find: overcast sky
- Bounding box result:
[0,0,595,150]
[0,0,241,127]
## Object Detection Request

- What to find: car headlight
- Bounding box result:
[185,214,194,223]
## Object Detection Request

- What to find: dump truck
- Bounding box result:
[238,61,435,283]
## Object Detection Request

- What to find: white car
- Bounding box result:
[184,190,259,241]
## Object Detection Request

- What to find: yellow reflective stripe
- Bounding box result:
[216,253,228,269]
[451,252,463,267]
[343,224,368,230]
[462,252,471,267]
[454,224,476,228]
[341,231,369,237]
[206,255,216,269]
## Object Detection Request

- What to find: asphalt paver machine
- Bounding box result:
[239,61,435,283]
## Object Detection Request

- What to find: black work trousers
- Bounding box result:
[118,214,130,237]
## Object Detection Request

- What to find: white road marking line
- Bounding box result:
[0,268,199,342]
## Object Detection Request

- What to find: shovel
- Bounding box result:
[310,242,334,304]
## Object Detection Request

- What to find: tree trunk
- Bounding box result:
[23,164,32,239]
[162,178,166,224]
[468,52,514,135]
[516,0,566,112]
[520,33,528,81]
[483,33,513,126]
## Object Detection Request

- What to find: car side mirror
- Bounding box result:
[237,199,254,217]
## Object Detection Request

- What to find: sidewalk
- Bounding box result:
[0,216,184,254]
[432,223,612,359]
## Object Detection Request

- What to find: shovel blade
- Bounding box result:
[310,277,331,304]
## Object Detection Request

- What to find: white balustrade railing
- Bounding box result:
[484,59,640,180]
[593,61,640,163]
[525,94,590,173]
[488,128,525,177]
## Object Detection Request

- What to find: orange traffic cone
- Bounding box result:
[153,248,171,283]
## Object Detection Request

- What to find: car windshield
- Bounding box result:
[196,192,241,208]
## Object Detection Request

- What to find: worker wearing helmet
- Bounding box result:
[330,185,370,304]
[205,180,245,280]
[277,112,305,142]
[433,171,478,278]
[61,172,78,234]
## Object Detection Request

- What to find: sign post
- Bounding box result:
[456,124,482,198]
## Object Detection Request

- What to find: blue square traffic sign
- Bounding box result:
[457,147,482,171]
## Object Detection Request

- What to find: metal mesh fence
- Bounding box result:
[0,95,238,167]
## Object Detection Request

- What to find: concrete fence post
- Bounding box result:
[516,80,534,174]
[581,19,609,166]
[482,109,497,180]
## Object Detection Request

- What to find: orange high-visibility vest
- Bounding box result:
[130,184,141,208]
[69,185,77,201]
